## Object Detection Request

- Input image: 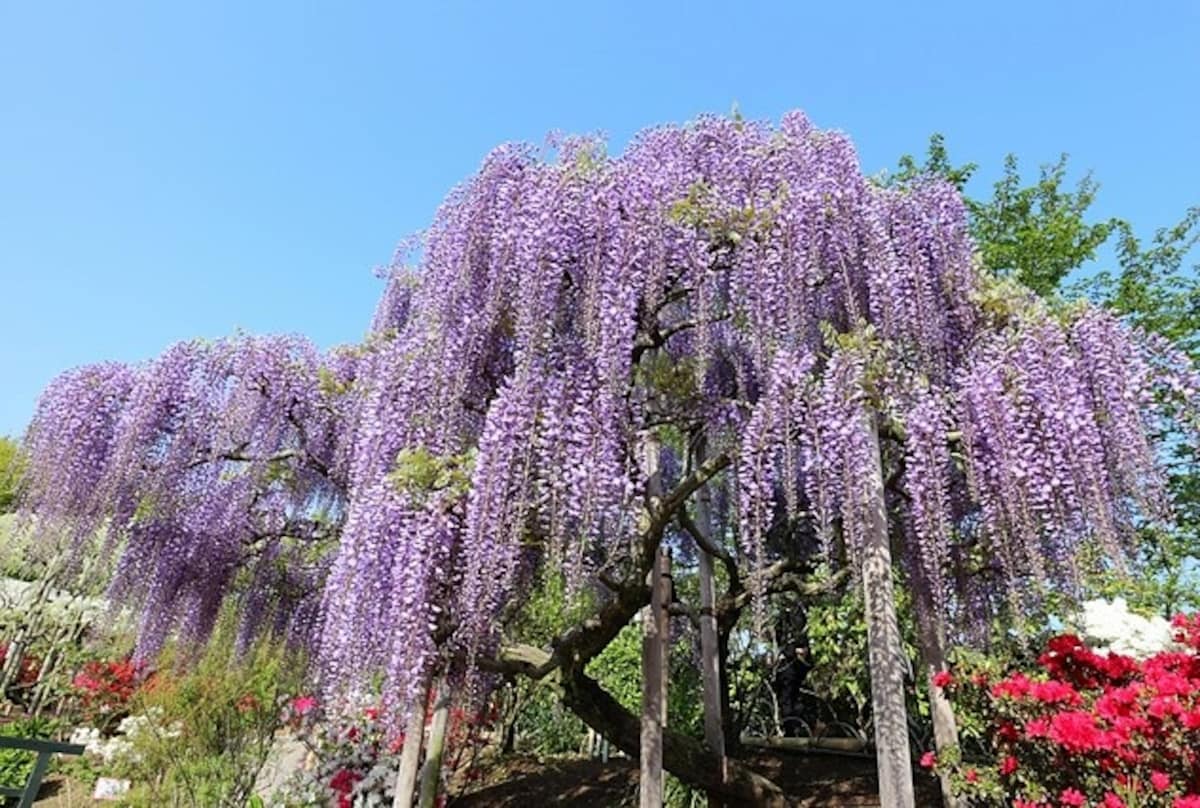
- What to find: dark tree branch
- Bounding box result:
[677,508,740,589]
[717,561,849,621]
[559,665,791,807]
[655,452,731,535]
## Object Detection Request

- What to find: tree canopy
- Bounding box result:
[17,114,1199,801]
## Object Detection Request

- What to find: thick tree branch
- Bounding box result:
[559,666,791,807]
[483,575,651,680]
[655,452,731,534]
[677,508,740,589]
[717,562,849,620]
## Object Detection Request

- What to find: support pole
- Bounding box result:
[391,680,430,808]
[913,576,961,808]
[417,684,450,808]
[640,546,671,808]
[862,416,916,808]
[694,472,727,808]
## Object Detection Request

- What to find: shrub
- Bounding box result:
[0,716,61,792]
[72,657,143,733]
[71,623,303,808]
[273,691,498,807]
[927,613,1200,807]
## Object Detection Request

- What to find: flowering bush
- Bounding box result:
[72,658,144,731]
[926,613,1200,807]
[72,707,183,766]
[274,694,496,808]
[1076,598,1179,659]
[273,698,404,808]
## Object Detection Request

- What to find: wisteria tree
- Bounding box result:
[19,112,1199,807]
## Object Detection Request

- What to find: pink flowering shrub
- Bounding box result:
[925,614,1200,807]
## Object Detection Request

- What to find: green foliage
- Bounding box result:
[805,567,925,730]
[0,514,32,580]
[891,133,978,192]
[971,155,1118,297]
[1086,207,1200,354]
[109,619,303,807]
[0,437,24,514]
[316,366,351,397]
[388,447,476,501]
[891,136,1119,297]
[0,716,62,791]
[584,622,643,715]
[805,580,872,721]
[895,134,1200,616]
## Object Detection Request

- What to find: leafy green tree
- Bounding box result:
[891,138,1119,297]
[1085,208,1200,612]
[894,136,1200,611]
[0,437,24,513]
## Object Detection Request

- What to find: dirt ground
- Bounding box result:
[451,751,943,807]
[24,751,941,806]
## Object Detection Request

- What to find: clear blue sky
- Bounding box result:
[2,1,1197,437]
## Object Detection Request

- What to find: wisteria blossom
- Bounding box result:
[19,111,1198,732]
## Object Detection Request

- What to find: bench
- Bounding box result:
[0,736,85,808]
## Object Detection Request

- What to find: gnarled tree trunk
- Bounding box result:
[561,666,791,807]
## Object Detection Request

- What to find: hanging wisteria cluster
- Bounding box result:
[23,334,346,658]
[20,111,1197,726]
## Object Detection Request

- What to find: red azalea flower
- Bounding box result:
[1173,797,1200,808]
[1059,788,1086,807]
[999,756,1019,776]
[933,670,954,688]
[329,767,361,794]
[1149,695,1184,719]
[292,694,318,716]
[993,673,1033,700]
[920,751,937,769]
[1048,711,1107,752]
[1096,685,1139,720]
[1032,680,1082,705]
[966,769,979,784]
[1102,794,1126,808]
[1151,770,1171,793]
[73,673,100,692]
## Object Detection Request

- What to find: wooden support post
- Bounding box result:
[913,577,961,808]
[392,680,431,808]
[694,474,727,808]
[417,684,450,808]
[640,546,671,808]
[861,416,916,808]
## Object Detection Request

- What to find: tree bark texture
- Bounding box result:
[861,417,916,808]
